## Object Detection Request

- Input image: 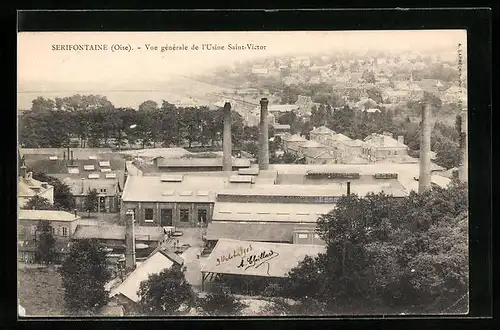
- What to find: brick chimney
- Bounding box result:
[259,98,270,170]
[124,209,136,270]
[222,102,232,173]
[418,103,432,194]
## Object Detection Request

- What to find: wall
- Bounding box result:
[122,201,214,228]
[18,219,79,241]
[75,195,119,212]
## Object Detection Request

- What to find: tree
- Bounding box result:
[84,189,99,215]
[30,172,75,211]
[59,239,111,314]
[283,182,468,313]
[23,195,54,210]
[138,100,159,112]
[198,282,247,316]
[137,265,196,315]
[31,96,55,112]
[35,220,56,264]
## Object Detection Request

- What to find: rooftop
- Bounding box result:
[122,175,233,203]
[18,176,53,197]
[18,210,79,222]
[206,221,316,242]
[110,251,176,302]
[73,225,165,242]
[212,202,336,222]
[156,157,251,168]
[310,126,335,135]
[201,239,326,278]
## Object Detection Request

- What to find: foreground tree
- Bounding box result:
[84,188,99,216]
[282,182,468,314]
[137,265,196,315]
[35,220,56,264]
[59,239,111,314]
[23,196,54,210]
[32,172,75,211]
[198,282,247,316]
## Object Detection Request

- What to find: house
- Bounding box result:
[18,209,80,241]
[282,134,308,155]
[298,140,326,158]
[72,224,166,258]
[18,209,80,263]
[23,154,126,213]
[304,149,336,165]
[309,126,336,144]
[109,249,184,313]
[362,133,408,161]
[120,175,239,228]
[18,170,54,208]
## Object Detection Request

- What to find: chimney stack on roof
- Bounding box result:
[397,135,404,145]
[259,98,270,170]
[222,102,232,173]
[71,151,74,165]
[347,181,351,195]
[63,151,66,160]
[125,209,136,270]
[418,103,432,194]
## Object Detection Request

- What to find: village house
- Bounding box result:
[18,169,54,208]
[361,133,408,161]
[18,209,80,263]
[22,152,126,213]
[282,134,308,155]
[309,126,336,145]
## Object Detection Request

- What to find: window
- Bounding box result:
[298,233,308,239]
[100,188,107,194]
[198,209,207,224]
[56,227,61,236]
[180,209,189,223]
[62,227,68,236]
[144,208,154,222]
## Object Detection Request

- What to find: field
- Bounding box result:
[18,265,66,317]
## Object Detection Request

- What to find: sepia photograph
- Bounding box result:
[17,29,469,318]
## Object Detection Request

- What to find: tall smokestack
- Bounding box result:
[419,103,432,194]
[459,109,468,183]
[222,102,232,173]
[124,209,136,270]
[259,98,270,170]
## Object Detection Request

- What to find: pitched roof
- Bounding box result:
[122,175,232,203]
[58,176,120,196]
[304,149,334,160]
[328,133,352,142]
[282,134,308,143]
[73,225,165,242]
[156,158,251,168]
[212,202,335,223]
[24,157,125,174]
[18,177,53,197]
[201,239,326,278]
[110,251,175,302]
[206,221,316,242]
[310,126,335,135]
[18,210,79,222]
[298,140,324,149]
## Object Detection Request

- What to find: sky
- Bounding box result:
[17,30,466,108]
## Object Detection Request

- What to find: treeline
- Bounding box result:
[19,95,257,151]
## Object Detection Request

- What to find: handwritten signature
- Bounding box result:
[237,250,280,276]
[216,244,253,266]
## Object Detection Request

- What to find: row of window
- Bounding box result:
[136,208,208,224]
[27,226,68,236]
